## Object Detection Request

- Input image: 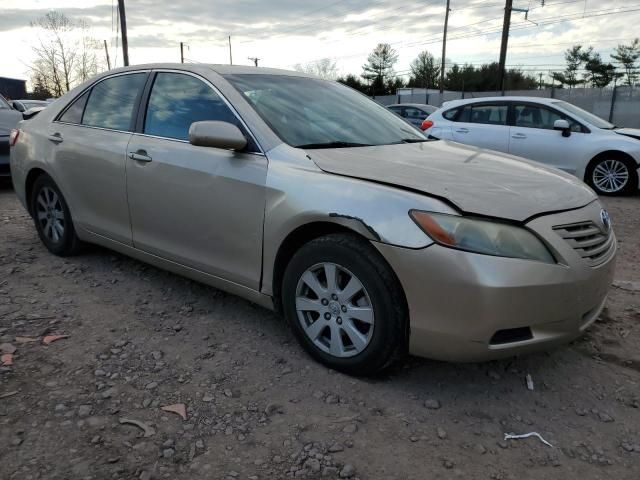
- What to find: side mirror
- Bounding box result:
[188,121,247,151]
[553,119,571,137]
[12,101,25,112]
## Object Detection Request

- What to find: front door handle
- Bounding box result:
[511,133,527,139]
[47,133,63,143]
[128,150,152,162]
[455,128,469,134]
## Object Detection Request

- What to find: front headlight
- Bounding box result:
[410,210,555,263]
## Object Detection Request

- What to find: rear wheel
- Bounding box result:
[282,233,407,375]
[30,174,81,256]
[586,155,638,195]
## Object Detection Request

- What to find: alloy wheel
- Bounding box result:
[592,159,629,193]
[35,186,65,243]
[295,262,374,358]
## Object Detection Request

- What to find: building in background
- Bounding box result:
[0,77,27,100]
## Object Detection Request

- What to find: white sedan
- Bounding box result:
[424,96,640,195]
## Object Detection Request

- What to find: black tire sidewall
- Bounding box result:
[587,157,638,196]
[282,234,406,375]
[30,175,79,256]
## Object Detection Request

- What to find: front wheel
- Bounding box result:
[586,156,638,196]
[281,233,407,376]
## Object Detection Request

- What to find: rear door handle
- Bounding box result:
[511,133,527,139]
[455,128,469,134]
[48,133,63,143]
[128,150,152,162]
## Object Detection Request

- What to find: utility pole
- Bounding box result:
[117,0,129,66]
[180,42,185,63]
[439,0,451,94]
[539,72,543,89]
[228,36,233,65]
[497,0,513,93]
[248,57,260,67]
[104,40,111,70]
[497,0,530,93]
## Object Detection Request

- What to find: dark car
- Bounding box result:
[387,103,437,129]
[0,95,23,178]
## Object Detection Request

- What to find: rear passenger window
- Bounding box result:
[58,91,89,124]
[442,108,458,120]
[144,72,238,141]
[83,73,147,131]
[459,104,507,125]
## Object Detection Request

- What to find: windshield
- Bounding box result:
[552,101,615,129]
[224,74,426,148]
[0,96,9,109]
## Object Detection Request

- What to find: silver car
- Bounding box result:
[10,64,616,375]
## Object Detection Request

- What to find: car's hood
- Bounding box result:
[614,128,640,140]
[306,140,596,222]
[0,110,22,136]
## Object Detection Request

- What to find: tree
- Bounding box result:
[29,11,101,97]
[362,43,398,95]
[30,71,53,100]
[552,45,589,89]
[336,74,368,93]
[293,58,338,80]
[407,51,440,88]
[611,38,640,86]
[582,51,619,88]
[444,62,537,91]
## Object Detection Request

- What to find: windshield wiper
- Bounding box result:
[400,138,428,143]
[295,141,373,149]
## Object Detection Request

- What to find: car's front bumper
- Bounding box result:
[374,200,616,362]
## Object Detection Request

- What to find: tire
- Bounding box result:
[586,154,638,196]
[30,174,82,256]
[281,233,407,376]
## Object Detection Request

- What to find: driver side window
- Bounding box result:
[513,104,582,132]
[144,72,258,151]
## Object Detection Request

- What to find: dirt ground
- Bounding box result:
[0,181,638,480]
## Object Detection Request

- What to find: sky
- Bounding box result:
[1,0,639,88]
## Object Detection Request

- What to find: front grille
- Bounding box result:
[553,221,614,266]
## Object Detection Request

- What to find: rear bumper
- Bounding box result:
[375,201,616,362]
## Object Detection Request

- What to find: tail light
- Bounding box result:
[9,129,20,147]
[421,120,434,131]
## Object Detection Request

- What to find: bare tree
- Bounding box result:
[293,58,338,79]
[30,11,101,97]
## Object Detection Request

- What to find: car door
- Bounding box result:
[508,103,586,174]
[49,71,148,244]
[449,103,510,152]
[125,71,268,290]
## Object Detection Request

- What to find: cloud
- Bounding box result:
[0,0,638,81]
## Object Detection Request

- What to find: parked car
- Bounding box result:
[387,103,437,129]
[424,96,640,195]
[10,65,616,374]
[11,99,50,113]
[1,94,22,178]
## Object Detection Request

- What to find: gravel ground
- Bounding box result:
[1,182,639,480]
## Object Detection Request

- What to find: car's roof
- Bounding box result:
[102,63,317,78]
[441,96,561,108]
[389,103,436,108]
